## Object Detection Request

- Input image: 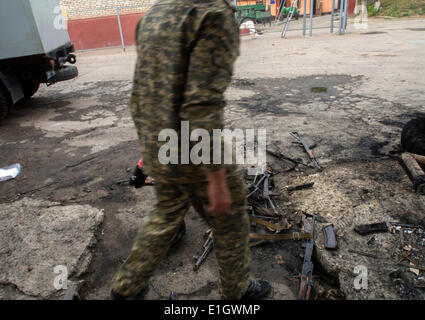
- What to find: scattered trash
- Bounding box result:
[0,163,21,182]
[403,245,413,252]
[389,270,420,300]
[395,252,425,275]
[274,255,285,265]
[409,263,420,276]
[396,262,425,272]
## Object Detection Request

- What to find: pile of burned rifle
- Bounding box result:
[245,168,312,242]
[247,171,317,300]
[192,132,324,299]
[193,167,315,299]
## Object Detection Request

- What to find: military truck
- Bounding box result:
[0,0,78,120]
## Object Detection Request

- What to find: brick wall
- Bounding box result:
[59,0,155,20]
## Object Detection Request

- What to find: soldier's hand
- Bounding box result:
[206,169,232,215]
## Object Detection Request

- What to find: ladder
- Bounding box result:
[275,0,287,24]
[280,0,299,38]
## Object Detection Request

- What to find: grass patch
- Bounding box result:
[377,0,425,17]
[310,87,328,93]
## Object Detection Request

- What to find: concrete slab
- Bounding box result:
[0,198,104,299]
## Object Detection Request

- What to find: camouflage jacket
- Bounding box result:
[130,0,240,179]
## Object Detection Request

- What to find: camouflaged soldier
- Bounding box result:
[110,0,271,300]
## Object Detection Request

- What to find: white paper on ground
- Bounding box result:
[0,164,22,182]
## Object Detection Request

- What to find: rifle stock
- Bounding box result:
[297,274,312,300]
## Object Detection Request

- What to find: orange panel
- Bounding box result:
[321,0,335,13]
[298,0,313,16]
[298,0,337,15]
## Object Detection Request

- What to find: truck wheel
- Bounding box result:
[0,85,11,120]
[401,117,425,156]
[21,80,40,99]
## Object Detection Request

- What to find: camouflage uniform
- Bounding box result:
[112,0,250,300]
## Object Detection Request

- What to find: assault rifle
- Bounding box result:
[297,213,316,300]
[193,232,213,271]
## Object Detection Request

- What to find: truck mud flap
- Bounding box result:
[0,70,24,104]
[48,66,78,85]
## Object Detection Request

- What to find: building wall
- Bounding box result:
[59,0,154,20]
[62,0,356,51]
[67,12,144,50]
[58,0,154,50]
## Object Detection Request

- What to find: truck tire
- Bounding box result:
[0,85,11,120]
[49,65,78,83]
[401,117,425,156]
[21,80,40,99]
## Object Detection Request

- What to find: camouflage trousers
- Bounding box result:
[111,167,250,300]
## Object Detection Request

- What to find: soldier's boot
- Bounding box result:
[240,279,271,300]
[109,283,149,300]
